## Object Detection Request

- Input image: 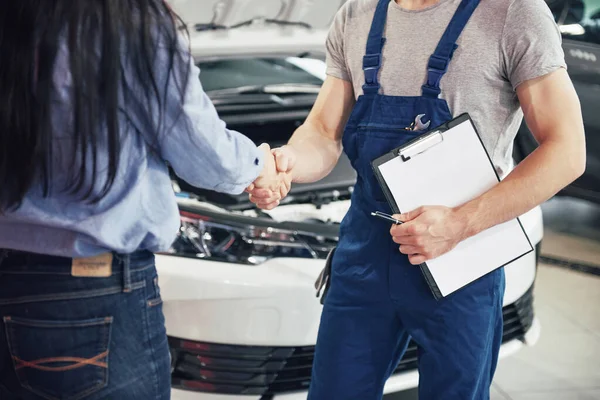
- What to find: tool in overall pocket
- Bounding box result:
[404,114,431,131]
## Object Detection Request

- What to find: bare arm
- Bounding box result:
[285,76,356,183]
[455,68,586,236]
[247,76,355,209]
[391,69,586,265]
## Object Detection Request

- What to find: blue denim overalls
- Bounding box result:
[308,0,505,399]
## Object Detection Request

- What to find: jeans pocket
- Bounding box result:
[147,276,163,308]
[3,316,112,400]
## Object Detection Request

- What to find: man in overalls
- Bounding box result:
[247,0,586,398]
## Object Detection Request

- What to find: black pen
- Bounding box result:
[370,211,403,225]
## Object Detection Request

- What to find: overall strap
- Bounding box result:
[362,0,391,95]
[422,0,480,98]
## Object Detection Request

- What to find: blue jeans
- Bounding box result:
[0,250,171,400]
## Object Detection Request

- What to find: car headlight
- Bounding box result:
[164,209,338,265]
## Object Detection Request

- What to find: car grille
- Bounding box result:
[170,286,534,396]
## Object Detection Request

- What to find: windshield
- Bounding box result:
[197,57,325,93]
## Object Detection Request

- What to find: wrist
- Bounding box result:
[452,203,480,240]
[283,144,301,182]
[256,149,268,179]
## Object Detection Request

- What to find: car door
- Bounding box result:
[515,0,600,203]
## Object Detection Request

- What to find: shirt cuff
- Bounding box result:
[214,146,264,195]
[326,67,351,82]
[511,64,567,91]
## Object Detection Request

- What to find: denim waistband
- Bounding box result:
[0,250,156,305]
[0,249,154,276]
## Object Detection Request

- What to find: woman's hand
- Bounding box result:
[252,143,280,192]
[247,145,297,210]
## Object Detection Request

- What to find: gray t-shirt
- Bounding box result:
[326,0,566,177]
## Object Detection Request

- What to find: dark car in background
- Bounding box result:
[514,0,600,203]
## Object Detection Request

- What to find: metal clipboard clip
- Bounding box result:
[397,130,444,162]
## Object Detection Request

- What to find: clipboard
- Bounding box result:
[371,113,534,300]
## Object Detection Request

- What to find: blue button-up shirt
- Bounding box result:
[0,41,264,258]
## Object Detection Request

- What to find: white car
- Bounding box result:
[158,1,544,399]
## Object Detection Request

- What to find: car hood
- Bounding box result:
[168,0,345,58]
[176,153,356,210]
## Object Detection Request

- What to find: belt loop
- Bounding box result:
[122,254,132,293]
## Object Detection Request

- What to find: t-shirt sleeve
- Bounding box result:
[325,5,351,81]
[501,0,567,90]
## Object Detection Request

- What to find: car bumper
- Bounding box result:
[165,286,538,399]
[159,206,543,399]
[170,317,541,400]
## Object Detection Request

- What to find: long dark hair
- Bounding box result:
[0,0,191,212]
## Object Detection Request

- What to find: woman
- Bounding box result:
[0,1,279,399]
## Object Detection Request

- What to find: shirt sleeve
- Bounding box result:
[326,5,351,82]
[157,58,264,195]
[501,0,567,90]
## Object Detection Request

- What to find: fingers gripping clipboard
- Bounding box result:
[371,113,534,300]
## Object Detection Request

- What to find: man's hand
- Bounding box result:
[272,145,297,175]
[389,206,469,265]
[247,146,296,210]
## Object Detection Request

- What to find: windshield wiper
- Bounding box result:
[206,83,321,97]
[196,18,312,32]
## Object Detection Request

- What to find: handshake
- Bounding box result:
[246,143,297,210]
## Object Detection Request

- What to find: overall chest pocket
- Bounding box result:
[4,316,112,400]
[355,126,424,203]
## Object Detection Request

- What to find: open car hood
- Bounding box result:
[168,0,345,58]
[176,153,356,210]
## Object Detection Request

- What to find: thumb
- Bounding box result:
[273,146,297,173]
[258,143,271,152]
[398,206,425,222]
[272,149,289,173]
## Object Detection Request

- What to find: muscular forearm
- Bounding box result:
[456,69,586,239]
[287,120,343,184]
[455,138,586,238]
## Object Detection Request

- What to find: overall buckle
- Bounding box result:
[363,54,382,85]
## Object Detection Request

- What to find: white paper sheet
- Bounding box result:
[377,119,532,297]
